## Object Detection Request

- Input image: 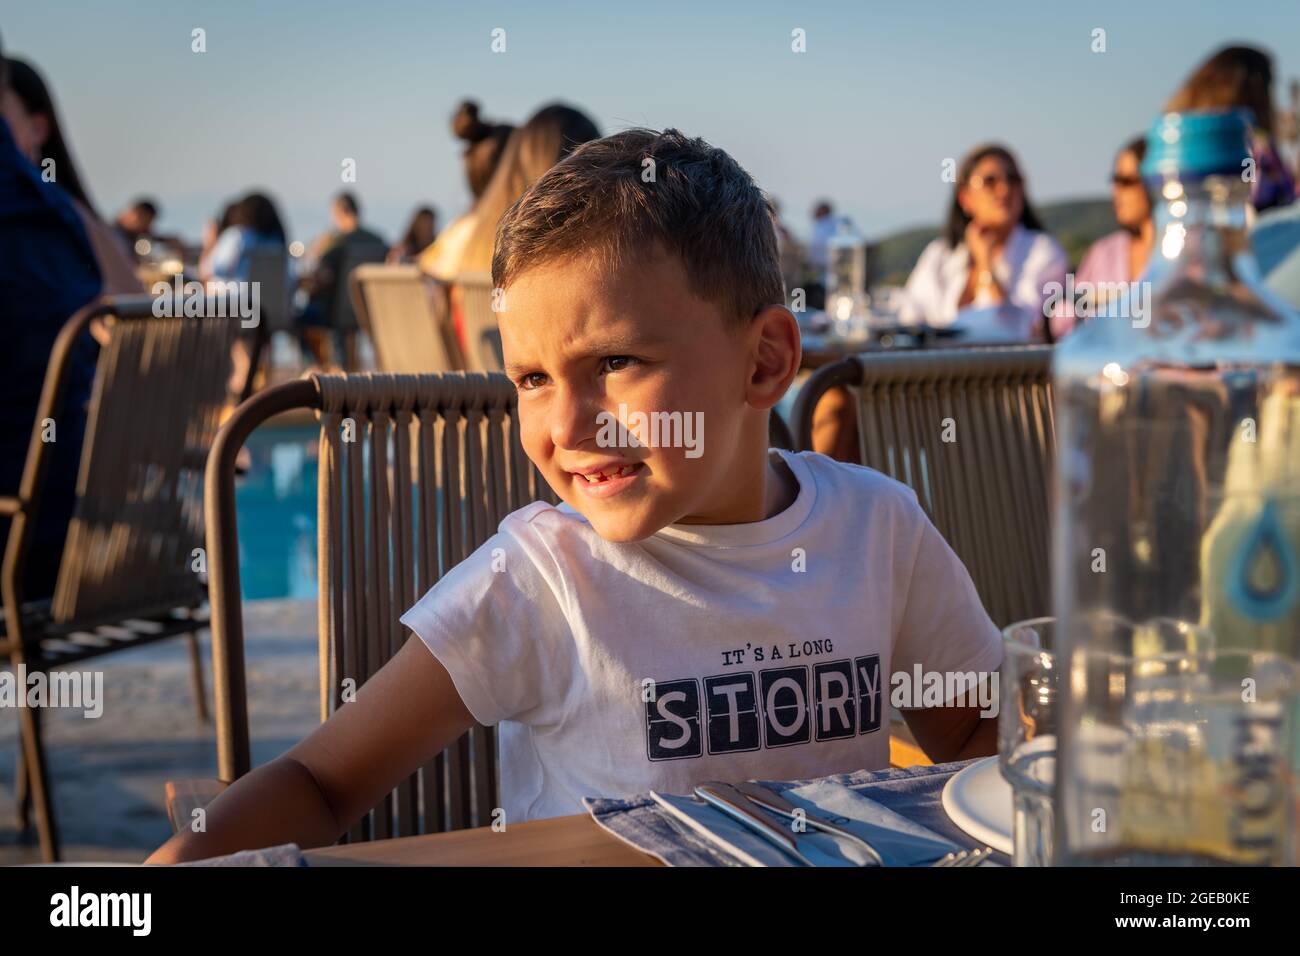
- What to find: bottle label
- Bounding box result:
[1226,499,1299,622]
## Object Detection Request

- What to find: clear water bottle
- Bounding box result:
[825,216,869,340]
[1052,110,1300,865]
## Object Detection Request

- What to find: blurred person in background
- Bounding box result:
[1051,135,1154,339]
[448,103,599,354]
[804,200,835,310]
[0,35,102,600]
[388,205,437,264]
[806,200,836,272]
[201,191,288,282]
[201,192,290,405]
[1160,45,1300,310]
[114,196,159,250]
[299,191,386,367]
[197,199,240,279]
[1167,44,1295,213]
[814,145,1065,465]
[457,103,600,276]
[769,198,803,300]
[419,100,513,281]
[900,143,1066,342]
[4,56,140,295]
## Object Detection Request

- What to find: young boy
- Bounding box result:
[150,129,1000,862]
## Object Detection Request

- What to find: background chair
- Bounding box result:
[454,273,504,372]
[793,345,1055,628]
[2,295,240,860]
[768,408,795,451]
[349,265,458,374]
[195,372,557,843]
[164,375,819,840]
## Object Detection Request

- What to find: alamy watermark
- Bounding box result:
[595,404,704,459]
[1043,274,1151,328]
[1,665,103,718]
[50,886,150,935]
[151,275,261,328]
[890,665,998,717]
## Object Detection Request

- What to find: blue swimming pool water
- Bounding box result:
[236,424,320,600]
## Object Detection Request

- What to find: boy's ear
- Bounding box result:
[746,304,800,412]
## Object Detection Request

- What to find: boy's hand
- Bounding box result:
[147,636,473,863]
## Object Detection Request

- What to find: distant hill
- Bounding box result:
[869,197,1117,286]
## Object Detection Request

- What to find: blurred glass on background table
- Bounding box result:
[134,236,187,287]
[796,308,966,370]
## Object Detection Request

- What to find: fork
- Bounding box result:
[930,846,994,867]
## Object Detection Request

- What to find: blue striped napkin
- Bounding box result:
[583,760,1007,867]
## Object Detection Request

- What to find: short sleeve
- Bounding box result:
[892,513,1003,705]
[399,511,574,727]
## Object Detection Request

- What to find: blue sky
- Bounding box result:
[6,0,1299,244]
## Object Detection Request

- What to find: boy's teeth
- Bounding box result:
[581,464,634,482]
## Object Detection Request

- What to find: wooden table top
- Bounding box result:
[303,812,662,867]
[302,737,932,866]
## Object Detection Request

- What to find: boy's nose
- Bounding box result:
[549,385,601,451]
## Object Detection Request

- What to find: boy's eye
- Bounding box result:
[516,372,549,391]
[601,355,639,374]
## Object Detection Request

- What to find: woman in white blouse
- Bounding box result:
[901,144,1066,342]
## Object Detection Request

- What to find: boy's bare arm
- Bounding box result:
[901,704,997,765]
[146,636,473,863]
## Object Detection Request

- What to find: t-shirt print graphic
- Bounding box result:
[645,653,882,761]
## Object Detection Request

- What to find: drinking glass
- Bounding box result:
[1000,617,1059,866]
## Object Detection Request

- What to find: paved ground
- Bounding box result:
[0,600,318,864]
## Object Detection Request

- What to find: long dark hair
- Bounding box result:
[1167,45,1275,133]
[461,102,600,272]
[231,192,288,245]
[453,100,515,200]
[943,144,1044,249]
[6,57,97,216]
[398,205,436,255]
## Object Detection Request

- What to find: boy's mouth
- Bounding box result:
[567,461,646,498]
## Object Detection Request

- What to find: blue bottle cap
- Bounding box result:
[1141,109,1252,180]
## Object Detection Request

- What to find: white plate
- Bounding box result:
[941,756,1013,855]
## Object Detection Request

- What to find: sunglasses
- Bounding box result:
[968,172,1023,191]
[1111,174,1143,188]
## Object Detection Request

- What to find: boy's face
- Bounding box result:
[500,250,776,541]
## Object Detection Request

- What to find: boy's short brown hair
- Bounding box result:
[492,128,785,326]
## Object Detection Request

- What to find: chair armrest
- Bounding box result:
[888,715,934,768]
[165,778,229,833]
[889,735,933,768]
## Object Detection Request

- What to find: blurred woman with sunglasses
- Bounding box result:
[1050,136,1154,339]
[901,143,1066,342]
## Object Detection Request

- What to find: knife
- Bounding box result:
[694,781,813,866]
[733,780,885,866]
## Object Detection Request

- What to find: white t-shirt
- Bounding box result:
[400,449,1002,823]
